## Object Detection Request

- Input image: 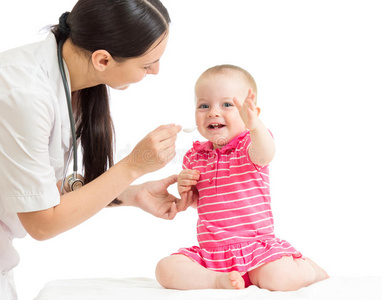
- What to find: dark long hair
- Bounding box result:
[51,0,171,205]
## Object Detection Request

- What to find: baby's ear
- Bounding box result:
[255,106,261,116]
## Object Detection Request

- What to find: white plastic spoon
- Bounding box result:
[182,126,198,133]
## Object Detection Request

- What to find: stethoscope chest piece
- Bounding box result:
[64,172,84,193]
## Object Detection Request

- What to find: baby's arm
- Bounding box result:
[234,89,276,167]
[178,169,200,208]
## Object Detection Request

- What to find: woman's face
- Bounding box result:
[102,32,169,90]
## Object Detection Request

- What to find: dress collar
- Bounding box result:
[193,130,249,154]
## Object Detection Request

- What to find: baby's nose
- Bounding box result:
[208,108,221,117]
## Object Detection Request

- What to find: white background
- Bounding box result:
[1,0,382,299]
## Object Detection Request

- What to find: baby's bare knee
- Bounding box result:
[156,255,186,288]
[155,256,173,287]
[259,271,293,291]
[251,256,317,291]
[257,267,313,291]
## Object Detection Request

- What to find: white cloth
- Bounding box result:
[35,276,382,300]
[0,271,16,300]
[0,33,72,299]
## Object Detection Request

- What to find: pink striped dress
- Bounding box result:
[175,131,301,282]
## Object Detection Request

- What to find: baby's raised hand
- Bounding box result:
[178,169,200,195]
[233,88,260,131]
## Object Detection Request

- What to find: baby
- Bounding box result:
[156,64,328,290]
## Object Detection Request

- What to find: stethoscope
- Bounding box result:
[57,40,84,193]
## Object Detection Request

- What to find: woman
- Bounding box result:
[0,0,190,298]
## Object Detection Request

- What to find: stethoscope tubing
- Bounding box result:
[60,146,73,194]
[57,39,79,173]
[57,39,84,193]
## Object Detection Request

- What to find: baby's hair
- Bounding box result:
[197,64,258,104]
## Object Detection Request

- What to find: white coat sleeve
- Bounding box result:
[0,86,60,213]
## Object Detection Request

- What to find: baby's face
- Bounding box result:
[194,72,249,149]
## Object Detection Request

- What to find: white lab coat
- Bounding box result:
[0,33,72,299]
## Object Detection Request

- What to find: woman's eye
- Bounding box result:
[144,65,152,71]
[223,102,233,107]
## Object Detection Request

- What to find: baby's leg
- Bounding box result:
[304,257,329,282]
[156,254,245,290]
[248,256,328,291]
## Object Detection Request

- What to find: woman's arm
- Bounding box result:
[18,124,181,241]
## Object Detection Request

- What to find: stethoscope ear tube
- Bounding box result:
[58,39,84,193]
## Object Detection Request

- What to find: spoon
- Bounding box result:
[182,126,198,133]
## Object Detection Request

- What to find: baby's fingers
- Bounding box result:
[180,169,200,180]
[244,98,257,112]
[179,178,198,186]
[233,97,242,109]
[246,88,256,100]
[179,171,199,187]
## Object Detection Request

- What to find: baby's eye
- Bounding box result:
[198,104,209,109]
[222,102,234,107]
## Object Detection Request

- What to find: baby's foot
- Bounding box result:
[216,271,245,289]
[305,257,330,282]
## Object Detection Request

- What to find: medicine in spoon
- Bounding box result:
[182,126,198,133]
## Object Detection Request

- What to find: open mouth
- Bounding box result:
[208,123,225,130]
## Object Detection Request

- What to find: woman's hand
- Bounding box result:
[122,124,182,177]
[180,187,199,209]
[130,175,194,220]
